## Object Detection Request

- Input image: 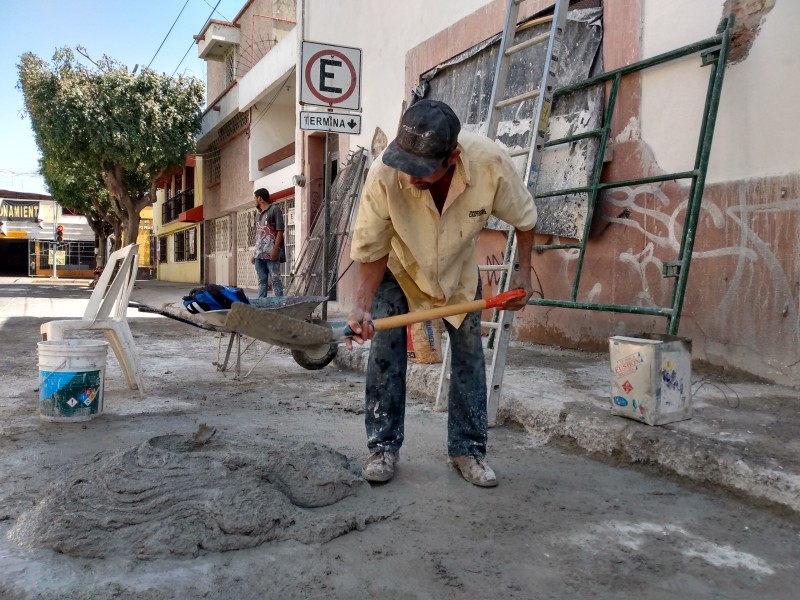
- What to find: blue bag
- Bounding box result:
[183,284,250,314]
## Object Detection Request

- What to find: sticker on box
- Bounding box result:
[614,352,644,377]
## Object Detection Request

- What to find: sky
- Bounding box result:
[0,0,248,195]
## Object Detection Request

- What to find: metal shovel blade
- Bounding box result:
[225,288,527,351]
[225,302,334,350]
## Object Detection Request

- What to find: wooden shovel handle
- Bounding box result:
[372,288,526,332]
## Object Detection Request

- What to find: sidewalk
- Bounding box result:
[129,279,800,515]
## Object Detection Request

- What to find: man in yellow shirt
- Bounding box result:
[347,99,537,487]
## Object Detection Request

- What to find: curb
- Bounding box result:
[334,346,800,515]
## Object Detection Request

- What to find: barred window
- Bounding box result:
[224,47,237,86]
[174,228,197,262]
[158,236,168,263]
[207,143,221,186]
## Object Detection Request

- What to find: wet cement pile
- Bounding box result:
[8,428,392,559]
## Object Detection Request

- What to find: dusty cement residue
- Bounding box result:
[8,429,391,560]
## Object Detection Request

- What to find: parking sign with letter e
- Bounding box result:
[300,41,362,111]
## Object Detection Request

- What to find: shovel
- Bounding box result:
[224,288,526,351]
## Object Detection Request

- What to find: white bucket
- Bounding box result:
[38,339,109,422]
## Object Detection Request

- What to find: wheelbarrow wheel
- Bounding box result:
[291,343,338,370]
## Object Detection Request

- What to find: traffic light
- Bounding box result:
[56,225,64,243]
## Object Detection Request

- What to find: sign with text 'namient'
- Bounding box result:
[300,41,362,111]
[300,111,361,135]
[0,200,40,222]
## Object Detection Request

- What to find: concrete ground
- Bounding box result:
[18,276,800,516]
[1,276,799,599]
[339,342,800,517]
[129,278,800,517]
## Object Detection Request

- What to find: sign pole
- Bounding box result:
[321,131,332,320]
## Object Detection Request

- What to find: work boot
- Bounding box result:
[448,455,498,487]
[362,451,399,483]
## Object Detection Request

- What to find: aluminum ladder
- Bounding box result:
[435,0,570,425]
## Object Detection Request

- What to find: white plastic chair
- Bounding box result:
[41,243,145,396]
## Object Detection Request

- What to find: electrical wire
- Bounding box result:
[148,0,191,68]
[171,43,197,78]
[200,0,228,20]
[172,0,222,77]
[0,168,40,176]
[190,68,294,159]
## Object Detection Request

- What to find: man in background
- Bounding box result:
[251,188,285,298]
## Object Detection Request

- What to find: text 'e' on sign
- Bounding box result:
[301,41,362,111]
[300,111,361,135]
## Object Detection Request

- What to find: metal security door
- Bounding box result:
[281,197,295,290]
[208,216,231,285]
[236,208,258,289]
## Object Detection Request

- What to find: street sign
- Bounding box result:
[300,41,362,111]
[300,111,362,135]
[48,249,65,266]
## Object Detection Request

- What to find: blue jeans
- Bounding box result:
[254,258,284,298]
[365,271,488,458]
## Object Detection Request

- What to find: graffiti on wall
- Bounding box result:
[530,180,800,352]
[480,179,800,356]
[603,182,798,338]
[480,249,545,299]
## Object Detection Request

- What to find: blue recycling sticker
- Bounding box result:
[613,396,629,407]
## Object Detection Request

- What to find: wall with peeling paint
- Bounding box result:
[624,0,800,385]
[395,0,800,387]
[641,0,795,182]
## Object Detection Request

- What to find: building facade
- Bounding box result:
[194,0,297,291]
[153,157,203,284]
[186,0,800,386]
[0,191,95,278]
[297,0,800,386]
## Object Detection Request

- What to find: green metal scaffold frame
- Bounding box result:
[493,14,734,339]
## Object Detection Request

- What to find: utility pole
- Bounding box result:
[50,199,58,280]
[321,131,331,321]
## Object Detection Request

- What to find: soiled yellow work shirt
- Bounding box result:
[350,131,537,327]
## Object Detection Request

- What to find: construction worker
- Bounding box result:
[346,99,537,487]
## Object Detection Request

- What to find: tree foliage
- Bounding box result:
[18,48,205,246]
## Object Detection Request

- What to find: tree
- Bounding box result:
[18,48,204,246]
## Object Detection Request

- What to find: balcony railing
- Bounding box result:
[162,189,195,224]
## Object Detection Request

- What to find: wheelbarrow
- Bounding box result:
[133,296,337,371]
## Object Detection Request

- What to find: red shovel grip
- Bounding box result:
[483,288,526,309]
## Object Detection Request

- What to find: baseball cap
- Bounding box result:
[382,100,461,178]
